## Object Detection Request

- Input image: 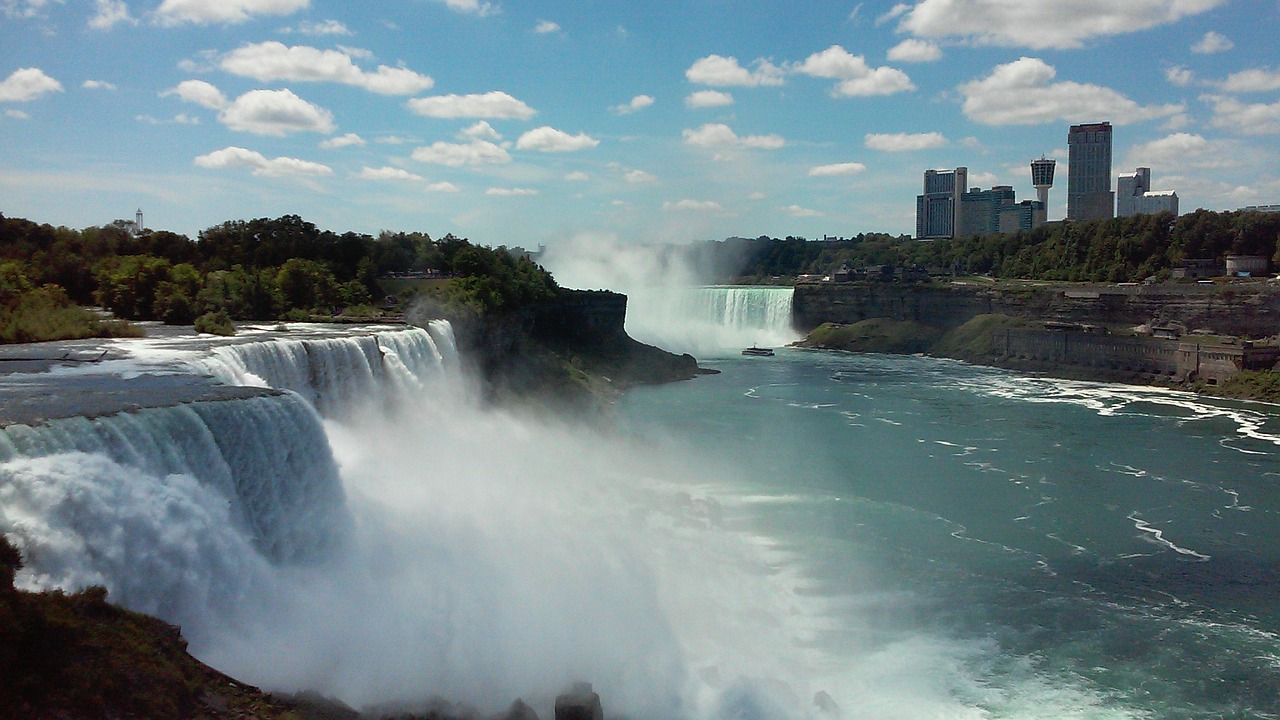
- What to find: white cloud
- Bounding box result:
[1219,67,1280,93]
[459,120,501,140]
[1203,94,1280,135]
[155,0,310,26]
[808,162,867,177]
[220,42,434,95]
[865,131,948,151]
[357,166,424,182]
[0,0,52,20]
[887,38,941,62]
[486,187,538,196]
[411,139,511,166]
[516,126,599,152]
[426,181,460,193]
[624,169,656,183]
[662,199,723,212]
[439,0,497,16]
[1124,132,1239,169]
[320,132,366,149]
[0,67,63,103]
[792,45,915,97]
[612,94,654,115]
[534,19,560,34]
[218,88,335,136]
[161,79,228,109]
[89,0,134,29]
[287,19,352,35]
[1166,66,1193,87]
[1191,31,1233,54]
[82,80,117,91]
[564,171,589,181]
[784,205,823,217]
[137,113,200,125]
[407,91,535,119]
[958,57,1183,125]
[683,123,784,149]
[686,54,784,87]
[194,146,333,177]
[895,0,1229,50]
[4,109,30,119]
[685,90,734,108]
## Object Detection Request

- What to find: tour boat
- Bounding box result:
[741,346,774,357]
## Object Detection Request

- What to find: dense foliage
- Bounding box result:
[0,213,558,338]
[721,210,1280,283]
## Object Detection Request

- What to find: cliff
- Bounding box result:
[793,282,1280,339]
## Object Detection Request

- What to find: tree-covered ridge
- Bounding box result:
[0,213,558,338]
[727,210,1280,283]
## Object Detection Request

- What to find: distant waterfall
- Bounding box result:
[624,285,799,357]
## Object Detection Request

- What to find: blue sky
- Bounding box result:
[1,0,1278,247]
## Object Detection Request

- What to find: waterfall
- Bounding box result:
[624,285,799,357]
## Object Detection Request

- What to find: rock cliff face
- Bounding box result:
[793,283,1280,339]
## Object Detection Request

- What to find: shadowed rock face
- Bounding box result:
[0,374,280,427]
[554,683,602,720]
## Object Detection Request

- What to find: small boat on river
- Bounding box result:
[742,346,774,357]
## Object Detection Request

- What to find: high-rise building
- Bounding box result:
[958,186,1016,237]
[916,167,967,240]
[1117,167,1179,217]
[1030,156,1056,212]
[1067,122,1114,221]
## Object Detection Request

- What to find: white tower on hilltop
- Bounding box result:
[1031,156,1056,209]
[135,209,144,235]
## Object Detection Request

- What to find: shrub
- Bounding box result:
[193,310,234,336]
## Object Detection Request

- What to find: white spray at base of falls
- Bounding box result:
[624,286,800,357]
[0,321,1017,720]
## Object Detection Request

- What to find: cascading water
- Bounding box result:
[623,285,800,357]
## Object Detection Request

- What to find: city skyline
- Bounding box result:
[1,1,1278,247]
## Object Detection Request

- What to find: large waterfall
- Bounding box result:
[624,285,799,357]
[0,320,837,719]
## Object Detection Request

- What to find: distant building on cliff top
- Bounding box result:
[1067,122,1114,221]
[1117,167,1179,217]
[916,167,967,240]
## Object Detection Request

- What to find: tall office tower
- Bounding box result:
[1067,122,1114,221]
[1116,167,1151,217]
[915,166,967,240]
[1030,156,1056,210]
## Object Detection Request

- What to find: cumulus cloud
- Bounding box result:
[865,131,948,151]
[784,205,823,217]
[89,0,134,29]
[683,123,784,149]
[0,67,63,103]
[194,146,332,177]
[685,90,734,108]
[564,171,590,181]
[958,57,1183,125]
[686,54,784,87]
[356,166,424,182]
[662,199,723,212]
[1166,66,1193,87]
[1203,94,1280,135]
[411,139,511,166]
[218,88,335,136]
[1219,67,1280,93]
[611,94,654,115]
[1191,31,1233,54]
[887,39,941,63]
[82,80,117,91]
[624,169,656,183]
[895,0,1229,50]
[439,0,497,16]
[220,42,434,95]
[161,79,228,109]
[4,109,30,119]
[516,126,599,152]
[155,0,310,26]
[1124,132,1239,169]
[808,162,867,177]
[459,120,501,140]
[792,45,915,97]
[534,19,560,33]
[0,0,50,20]
[320,132,366,149]
[285,19,352,35]
[407,91,535,119]
[426,181,460,192]
[486,187,538,196]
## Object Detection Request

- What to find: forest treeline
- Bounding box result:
[723,209,1280,283]
[0,213,556,342]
